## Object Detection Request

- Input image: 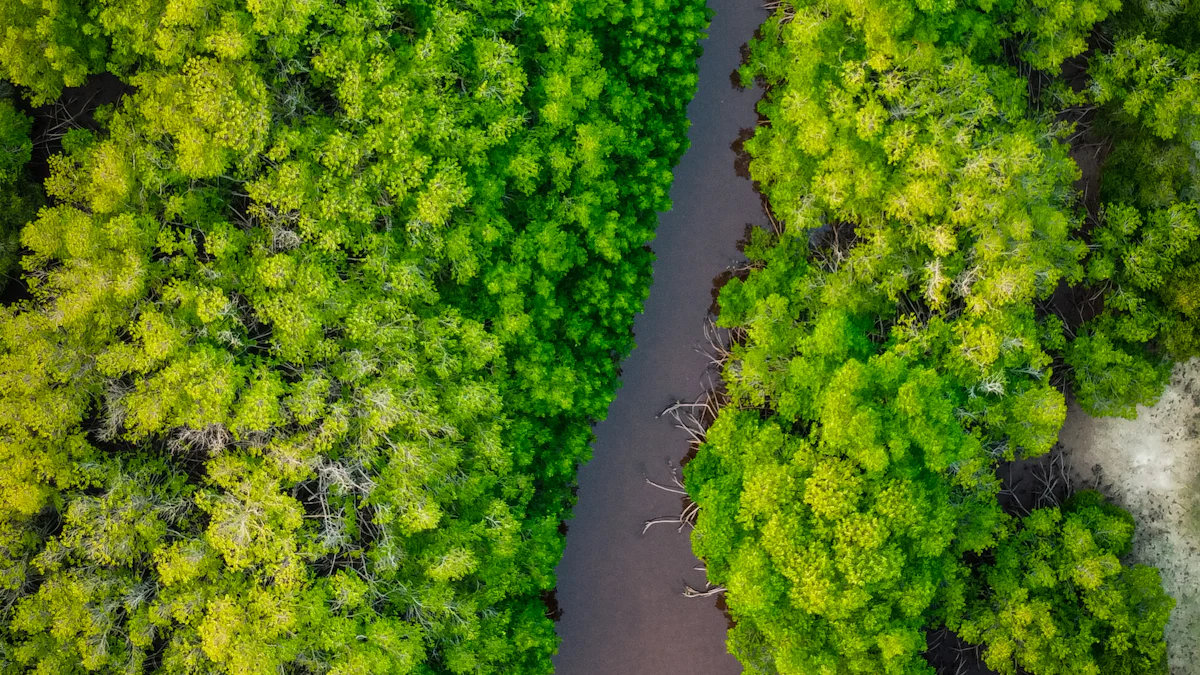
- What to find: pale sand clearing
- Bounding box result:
[1058,360,1200,674]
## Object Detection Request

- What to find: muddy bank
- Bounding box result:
[551,1,767,673]
[1059,360,1200,675]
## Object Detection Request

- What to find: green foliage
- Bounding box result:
[689,0,1177,673]
[1103,0,1200,54]
[1067,330,1170,418]
[0,98,30,183]
[736,0,1118,74]
[0,92,36,282]
[689,8,1085,671]
[1065,20,1200,415]
[0,0,708,672]
[0,0,106,104]
[743,14,1086,319]
[955,493,1174,675]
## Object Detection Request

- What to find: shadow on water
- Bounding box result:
[707,223,759,315]
[731,127,754,179]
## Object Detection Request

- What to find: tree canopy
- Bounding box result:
[687,0,1182,672]
[1067,0,1200,416]
[0,0,708,672]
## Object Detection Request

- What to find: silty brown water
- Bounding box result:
[551,1,767,673]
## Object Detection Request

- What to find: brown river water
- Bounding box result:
[552,2,768,673]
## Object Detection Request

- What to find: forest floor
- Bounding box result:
[1058,360,1200,675]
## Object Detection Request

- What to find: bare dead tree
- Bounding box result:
[1031,450,1073,509]
[952,641,984,675]
[642,462,700,534]
[682,583,727,598]
[998,460,1032,518]
[96,379,134,442]
[696,313,748,373]
[762,0,796,23]
[35,91,97,157]
[168,423,233,455]
[658,380,726,451]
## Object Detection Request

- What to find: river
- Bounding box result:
[551,2,767,673]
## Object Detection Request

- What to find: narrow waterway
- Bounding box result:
[552,2,767,673]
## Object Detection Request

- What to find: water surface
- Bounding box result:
[552,2,767,673]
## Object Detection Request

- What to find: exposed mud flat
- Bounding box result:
[1059,360,1200,675]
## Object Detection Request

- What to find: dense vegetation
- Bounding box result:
[1068,5,1200,416]
[0,0,708,672]
[686,0,1189,672]
[1,0,1192,671]
[0,90,36,284]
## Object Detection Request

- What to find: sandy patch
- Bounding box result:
[1058,359,1200,675]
